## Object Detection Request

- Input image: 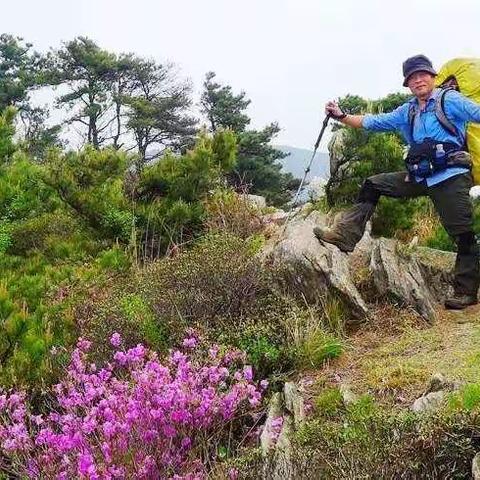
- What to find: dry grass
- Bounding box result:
[305,302,480,407]
[203,189,265,240]
[411,202,442,244]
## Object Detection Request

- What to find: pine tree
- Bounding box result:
[201,72,298,206]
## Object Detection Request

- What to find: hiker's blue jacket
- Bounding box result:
[362,88,480,186]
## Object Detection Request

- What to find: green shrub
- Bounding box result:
[97,246,131,272]
[141,232,267,331]
[315,388,343,417]
[236,323,286,378]
[78,287,169,366]
[286,396,477,479]
[119,293,167,349]
[134,130,238,258]
[72,231,309,377]
[372,197,423,239]
[448,383,480,412]
[423,224,456,251]
[0,222,11,253]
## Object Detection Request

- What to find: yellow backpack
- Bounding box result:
[435,58,480,185]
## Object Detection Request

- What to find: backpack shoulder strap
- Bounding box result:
[435,88,459,138]
[408,103,417,142]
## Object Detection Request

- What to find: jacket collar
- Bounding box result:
[409,88,441,110]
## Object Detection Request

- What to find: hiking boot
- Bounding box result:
[444,293,478,310]
[313,226,356,253]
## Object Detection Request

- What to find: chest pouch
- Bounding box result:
[405,139,459,178]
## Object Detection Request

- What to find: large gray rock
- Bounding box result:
[284,382,305,428]
[370,238,440,322]
[260,387,297,480]
[262,210,288,226]
[411,391,445,413]
[414,246,455,302]
[244,194,266,209]
[262,207,456,323]
[262,210,369,320]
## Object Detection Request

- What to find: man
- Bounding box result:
[315,54,480,310]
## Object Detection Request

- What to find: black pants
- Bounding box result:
[336,171,480,296]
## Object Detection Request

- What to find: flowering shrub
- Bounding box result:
[0,334,266,479]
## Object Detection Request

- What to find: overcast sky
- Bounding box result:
[1,0,479,151]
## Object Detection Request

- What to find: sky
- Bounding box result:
[1,0,480,151]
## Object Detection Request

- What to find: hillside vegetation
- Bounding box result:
[2,34,480,480]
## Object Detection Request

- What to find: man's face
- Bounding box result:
[407,71,436,98]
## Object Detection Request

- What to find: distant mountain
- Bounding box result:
[275,145,330,180]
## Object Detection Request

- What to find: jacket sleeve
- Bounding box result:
[445,90,480,123]
[362,103,409,132]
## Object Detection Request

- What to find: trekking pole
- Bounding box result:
[283,113,332,228]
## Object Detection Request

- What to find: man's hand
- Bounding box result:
[325,100,364,129]
[325,101,346,119]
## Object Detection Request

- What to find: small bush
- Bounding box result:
[0,222,11,253]
[296,329,343,369]
[287,395,478,479]
[411,201,456,251]
[423,225,456,251]
[119,293,168,348]
[141,232,267,333]
[448,382,480,412]
[96,246,131,272]
[236,323,285,378]
[203,188,264,239]
[372,197,422,239]
[315,388,343,417]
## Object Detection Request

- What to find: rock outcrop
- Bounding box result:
[244,193,267,209]
[262,209,369,320]
[261,382,306,480]
[370,239,439,322]
[261,206,455,323]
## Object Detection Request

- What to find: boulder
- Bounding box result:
[260,386,298,480]
[244,194,266,209]
[413,246,455,302]
[262,210,288,226]
[262,210,369,320]
[328,128,349,178]
[411,391,445,413]
[264,416,294,480]
[370,239,440,322]
[262,207,456,323]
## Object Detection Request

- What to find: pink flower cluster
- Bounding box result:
[0,334,266,479]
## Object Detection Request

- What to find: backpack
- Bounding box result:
[434,58,480,185]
